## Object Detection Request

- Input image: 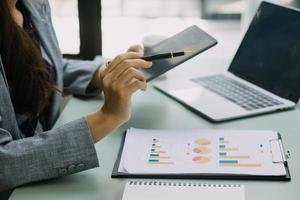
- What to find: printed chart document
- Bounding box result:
[117,128,287,176]
[122,181,245,200]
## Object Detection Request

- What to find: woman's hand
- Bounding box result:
[100,52,152,122]
[86,51,152,143]
[90,45,145,90]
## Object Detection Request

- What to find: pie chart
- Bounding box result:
[194,138,211,145]
[192,156,210,164]
[193,146,211,154]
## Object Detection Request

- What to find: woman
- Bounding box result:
[0,0,152,193]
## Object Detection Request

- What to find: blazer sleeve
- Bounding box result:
[0,118,99,191]
[62,58,106,96]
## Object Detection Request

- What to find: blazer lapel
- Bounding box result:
[0,56,23,139]
[21,0,64,127]
[22,0,63,89]
[0,56,8,89]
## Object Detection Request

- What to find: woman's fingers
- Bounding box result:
[107,52,142,73]
[110,59,152,79]
[120,68,147,93]
[96,47,150,132]
[127,80,147,93]
[101,50,151,100]
[119,67,145,84]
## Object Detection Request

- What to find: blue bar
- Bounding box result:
[219,145,226,148]
[219,160,238,164]
[219,138,225,141]
[150,154,160,157]
[149,159,159,162]
[219,152,227,156]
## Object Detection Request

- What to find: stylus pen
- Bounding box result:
[106,51,192,65]
[142,51,192,61]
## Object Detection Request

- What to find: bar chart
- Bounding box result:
[148,138,174,165]
[218,137,262,168]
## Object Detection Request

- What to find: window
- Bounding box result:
[101,0,247,57]
[103,0,245,19]
[49,0,102,60]
[49,0,299,59]
[49,0,80,55]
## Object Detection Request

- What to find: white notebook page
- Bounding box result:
[118,128,286,176]
[122,181,245,200]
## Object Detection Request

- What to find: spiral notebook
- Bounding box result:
[122,181,245,200]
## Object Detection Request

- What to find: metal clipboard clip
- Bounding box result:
[269,135,290,166]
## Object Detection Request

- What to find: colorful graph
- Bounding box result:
[218,137,262,168]
[195,138,211,145]
[193,146,211,154]
[147,136,262,168]
[148,138,174,165]
[192,156,210,164]
[192,138,212,164]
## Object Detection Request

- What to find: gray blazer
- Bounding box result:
[0,0,105,191]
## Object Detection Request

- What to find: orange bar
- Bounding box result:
[152,151,166,154]
[220,164,262,168]
[148,162,174,165]
[152,146,162,149]
[219,156,250,159]
[220,148,240,151]
[150,156,171,159]
[220,141,230,144]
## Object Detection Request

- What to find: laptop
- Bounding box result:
[154,1,300,122]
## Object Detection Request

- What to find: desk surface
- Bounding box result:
[11,23,300,200]
[11,60,300,200]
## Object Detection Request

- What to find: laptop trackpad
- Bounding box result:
[169,87,246,120]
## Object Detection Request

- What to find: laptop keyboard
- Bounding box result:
[191,75,284,111]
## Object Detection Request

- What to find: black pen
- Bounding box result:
[106,51,192,65]
[142,51,193,61]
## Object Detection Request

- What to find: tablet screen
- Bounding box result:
[141,25,217,82]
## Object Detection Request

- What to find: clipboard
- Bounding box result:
[112,130,291,181]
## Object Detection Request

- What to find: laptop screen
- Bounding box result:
[228,2,300,103]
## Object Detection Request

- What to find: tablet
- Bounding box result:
[141,25,218,82]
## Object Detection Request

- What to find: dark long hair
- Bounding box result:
[0,0,55,117]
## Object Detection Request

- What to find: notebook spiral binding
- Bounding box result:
[129,181,241,188]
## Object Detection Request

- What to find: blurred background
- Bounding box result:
[48,0,300,59]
